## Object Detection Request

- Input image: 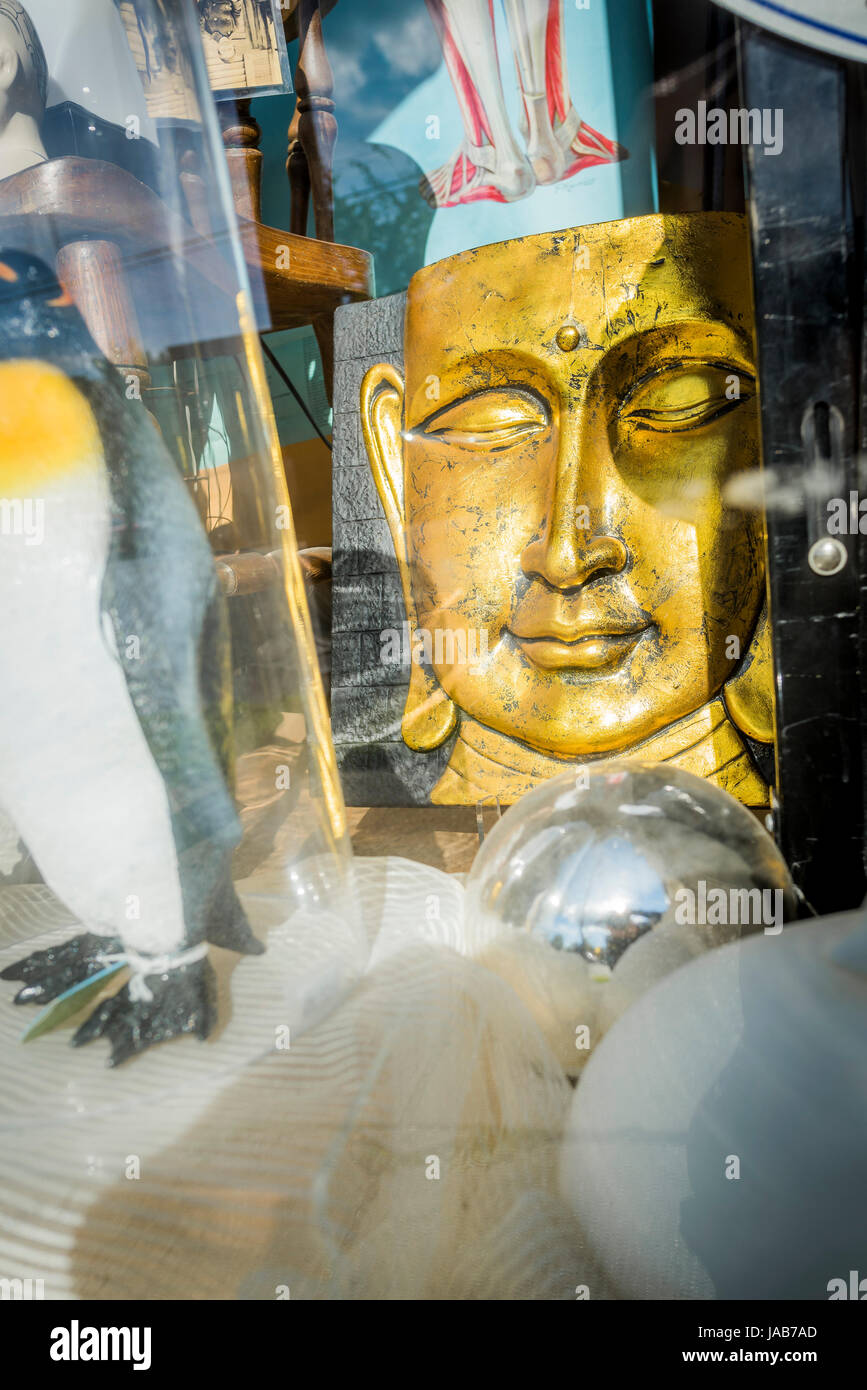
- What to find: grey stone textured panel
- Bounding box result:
[331,295,453,805]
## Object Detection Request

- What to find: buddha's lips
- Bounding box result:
[508,623,652,672]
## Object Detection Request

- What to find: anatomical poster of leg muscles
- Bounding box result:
[324,0,656,290]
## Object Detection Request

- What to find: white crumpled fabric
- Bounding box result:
[0,856,613,1300]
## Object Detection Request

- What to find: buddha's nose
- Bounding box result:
[520,387,629,590]
[521,515,628,591]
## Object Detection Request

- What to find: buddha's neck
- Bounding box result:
[431,698,769,808]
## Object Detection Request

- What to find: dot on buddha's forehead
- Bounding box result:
[555,324,580,352]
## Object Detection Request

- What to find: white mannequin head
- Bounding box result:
[0,1,48,178]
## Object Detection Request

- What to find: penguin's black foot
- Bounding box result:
[0,932,124,1006]
[71,956,217,1067]
[206,876,265,957]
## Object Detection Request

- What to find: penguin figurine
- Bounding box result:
[0,249,263,1065]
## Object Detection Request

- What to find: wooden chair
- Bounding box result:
[284,0,340,245]
[219,0,345,393]
[0,3,364,598]
[0,153,369,607]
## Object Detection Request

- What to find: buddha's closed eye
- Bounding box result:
[419,388,549,451]
[620,362,754,433]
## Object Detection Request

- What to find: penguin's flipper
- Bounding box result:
[0,932,124,1006]
[71,957,217,1067]
[206,870,264,956]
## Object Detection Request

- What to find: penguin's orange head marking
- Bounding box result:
[0,261,19,283]
[0,361,103,495]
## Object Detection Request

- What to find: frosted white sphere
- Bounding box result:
[559,911,867,1299]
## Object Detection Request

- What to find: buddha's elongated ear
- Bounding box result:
[360,363,407,565]
[724,601,775,745]
[360,362,457,753]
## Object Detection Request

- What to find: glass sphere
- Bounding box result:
[465,763,797,972]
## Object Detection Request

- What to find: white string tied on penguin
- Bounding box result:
[96,942,209,1004]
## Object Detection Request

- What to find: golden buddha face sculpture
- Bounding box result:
[361,214,774,807]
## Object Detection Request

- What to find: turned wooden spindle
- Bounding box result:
[292,0,337,243]
[219,98,264,224]
[55,240,151,400]
[286,98,311,237]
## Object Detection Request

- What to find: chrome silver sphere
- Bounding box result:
[465,762,796,970]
